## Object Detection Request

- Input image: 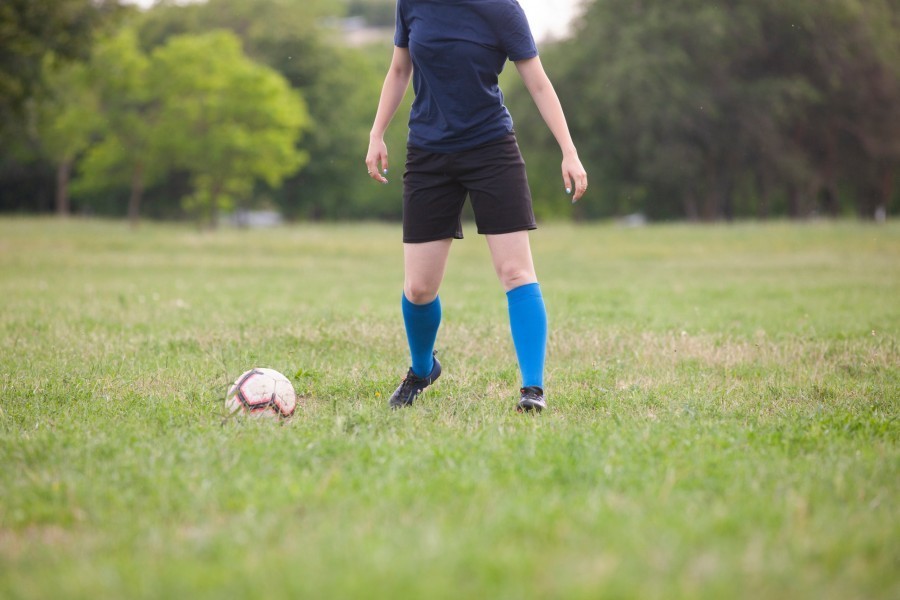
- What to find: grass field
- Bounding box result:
[0,217,897,599]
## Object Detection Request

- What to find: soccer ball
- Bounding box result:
[225,368,298,418]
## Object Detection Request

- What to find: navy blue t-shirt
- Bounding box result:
[394,0,538,152]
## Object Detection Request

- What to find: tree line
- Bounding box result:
[511,0,900,220]
[1,0,897,223]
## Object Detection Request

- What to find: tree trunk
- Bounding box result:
[701,160,722,221]
[876,167,894,222]
[720,175,734,222]
[820,186,839,217]
[821,132,840,217]
[55,160,71,217]
[788,183,814,219]
[756,169,770,220]
[682,193,699,221]
[208,182,222,230]
[128,162,144,229]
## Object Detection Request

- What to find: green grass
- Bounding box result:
[0,217,897,599]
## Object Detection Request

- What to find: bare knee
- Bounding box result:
[404,280,439,304]
[495,262,536,291]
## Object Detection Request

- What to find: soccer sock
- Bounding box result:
[401,293,441,378]
[506,282,547,389]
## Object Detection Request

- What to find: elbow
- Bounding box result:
[529,82,549,97]
[528,82,551,102]
[390,65,413,83]
[523,72,553,98]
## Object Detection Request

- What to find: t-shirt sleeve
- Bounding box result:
[501,1,538,61]
[394,0,410,48]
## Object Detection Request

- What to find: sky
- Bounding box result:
[122,0,584,42]
[517,0,582,41]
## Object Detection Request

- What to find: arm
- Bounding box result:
[366,46,413,184]
[515,56,588,202]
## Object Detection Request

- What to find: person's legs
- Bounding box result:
[392,142,465,407]
[388,239,451,407]
[402,239,452,377]
[463,135,546,409]
[486,231,547,395]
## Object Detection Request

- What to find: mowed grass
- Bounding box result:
[0,217,897,599]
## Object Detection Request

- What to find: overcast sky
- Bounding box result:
[517,0,582,41]
[122,0,583,42]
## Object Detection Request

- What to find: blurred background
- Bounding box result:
[1,0,897,226]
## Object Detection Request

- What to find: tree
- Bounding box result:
[507,0,900,220]
[133,0,395,221]
[148,31,310,226]
[343,0,396,27]
[32,59,101,216]
[74,29,161,227]
[781,0,900,218]
[0,0,123,142]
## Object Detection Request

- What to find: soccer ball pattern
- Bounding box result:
[225,368,297,418]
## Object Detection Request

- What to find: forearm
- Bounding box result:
[367,48,412,181]
[515,57,587,199]
[529,82,578,158]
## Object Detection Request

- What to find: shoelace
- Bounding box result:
[398,371,427,395]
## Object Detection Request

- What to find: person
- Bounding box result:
[365,0,587,412]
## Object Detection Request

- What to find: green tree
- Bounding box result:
[284,44,403,220]
[148,31,310,226]
[780,0,900,218]
[73,29,161,227]
[508,0,900,221]
[32,59,101,216]
[554,0,817,220]
[0,0,122,142]
[135,0,392,221]
[343,0,396,27]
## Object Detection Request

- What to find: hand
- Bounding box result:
[562,152,588,202]
[365,136,390,184]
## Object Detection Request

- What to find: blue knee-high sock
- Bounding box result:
[507,282,547,389]
[402,293,441,378]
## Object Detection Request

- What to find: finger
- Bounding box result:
[367,159,388,184]
[573,177,588,202]
[365,162,380,182]
[375,156,388,183]
[563,173,573,196]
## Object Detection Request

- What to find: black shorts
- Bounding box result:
[402,133,537,243]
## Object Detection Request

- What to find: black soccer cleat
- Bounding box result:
[389,353,441,408]
[517,386,546,413]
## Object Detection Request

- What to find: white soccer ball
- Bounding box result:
[225,368,298,418]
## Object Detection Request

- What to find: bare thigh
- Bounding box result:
[403,239,453,304]
[485,231,537,292]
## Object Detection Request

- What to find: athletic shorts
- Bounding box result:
[402,132,537,243]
